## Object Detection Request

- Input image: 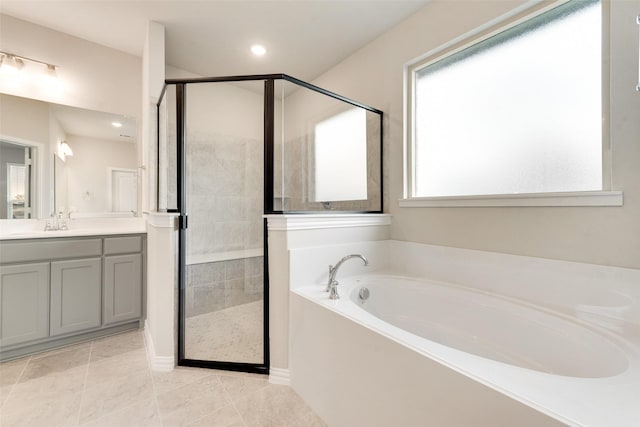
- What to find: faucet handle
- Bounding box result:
[326,265,334,291]
[328,280,340,300]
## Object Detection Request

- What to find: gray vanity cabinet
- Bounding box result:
[0,234,145,360]
[50,258,102,336]
[0,262,49,347]
[104,254,142,325]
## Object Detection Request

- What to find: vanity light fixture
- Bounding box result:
[60,141,73,157]
[250,44,267,56]
[111,121,123,128]
[0,50,58,83]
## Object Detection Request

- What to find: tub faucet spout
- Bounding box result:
[326,254,368,300]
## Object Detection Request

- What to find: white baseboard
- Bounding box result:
[269,367,290,385]
[144,321,175,372]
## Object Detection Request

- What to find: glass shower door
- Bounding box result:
[181,80,267,370]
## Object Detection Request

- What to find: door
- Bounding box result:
[177,80,269,373]
[103,254,142,325]
[50,258,101,336]
[0,263,49,347]
[111,169,137,213]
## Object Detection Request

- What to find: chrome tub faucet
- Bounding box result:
[326,254,368,300]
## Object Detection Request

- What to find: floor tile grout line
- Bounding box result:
[216,374,250,427]
[229,398,250,427]
[223,377,271,427]
[157,372,226,426]
[181,398,241,427]
[76,332,158,426]
[1,355,32,408]
[143,328,164,426]
[75,339,94,426]
[169,371,254,427]
[11,355,32,384]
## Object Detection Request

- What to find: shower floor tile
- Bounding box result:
[0,329,326,427]
[184,300,263,363]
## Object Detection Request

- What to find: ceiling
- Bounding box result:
[51,103,137,142]
[0,0,428,81]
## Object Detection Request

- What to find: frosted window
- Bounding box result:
[413,0,601,197]
[314,108,368,202]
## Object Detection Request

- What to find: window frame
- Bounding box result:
[402,0,621,207]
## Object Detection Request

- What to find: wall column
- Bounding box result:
[145,213,178,371]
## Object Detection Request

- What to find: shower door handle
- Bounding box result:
[179,214,188,230]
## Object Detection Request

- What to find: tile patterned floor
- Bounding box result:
[0,330,326,427]
[185,301,263,363]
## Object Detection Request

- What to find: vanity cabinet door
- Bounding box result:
[103,254,142,325]
[50,258,101,336]
[0,263,50,347]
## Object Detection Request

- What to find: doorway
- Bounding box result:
[109,168,137,214]
[1,140,35,219]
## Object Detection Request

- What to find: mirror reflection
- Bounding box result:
[0,93,139,219]
[0,141,33,219]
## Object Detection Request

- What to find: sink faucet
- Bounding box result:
[43,212,68,231]
[326,254,368,300]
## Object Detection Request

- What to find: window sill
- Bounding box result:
[399,191,623,208]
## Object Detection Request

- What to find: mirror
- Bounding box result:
[0,93,139,219]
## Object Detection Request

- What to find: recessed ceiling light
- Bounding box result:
[112,121,123,128]
[250,45,266,56]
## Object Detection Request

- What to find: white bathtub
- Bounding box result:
[290,274,640,427]
[349,275,630,378]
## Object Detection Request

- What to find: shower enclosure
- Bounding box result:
[157,74,382,373]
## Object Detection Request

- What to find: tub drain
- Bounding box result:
[358,287,370,304]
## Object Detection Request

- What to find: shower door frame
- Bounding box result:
[172,76,276,375]
[159,74,384,375]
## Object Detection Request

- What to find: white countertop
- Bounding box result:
[0,218,147,240]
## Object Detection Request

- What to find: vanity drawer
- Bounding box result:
[0,239,102,264]
[104,236,142,255]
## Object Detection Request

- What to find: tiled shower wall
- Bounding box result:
[186,130,263,257]
[185,128,264,318]
[185,256,263,318]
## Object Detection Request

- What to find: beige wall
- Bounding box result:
[309,0,640,269]
[0,14,141,117]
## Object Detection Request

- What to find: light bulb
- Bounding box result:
[0,55,24,76]
[60,141,73,157]
[250,45,266,56]
[39,63,63,93]
[45,64,57,78]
